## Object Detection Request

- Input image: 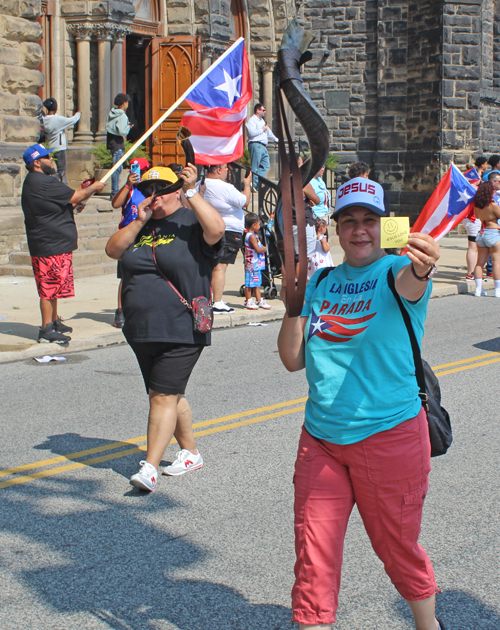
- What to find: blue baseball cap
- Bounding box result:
[482,169,500,181]
[23,144,51,165]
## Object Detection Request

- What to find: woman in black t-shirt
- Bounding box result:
[106,164,225,492]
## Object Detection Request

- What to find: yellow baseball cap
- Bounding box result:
[141,167,178,184]
[136,167,179,196]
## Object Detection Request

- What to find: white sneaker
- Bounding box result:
[495,289,500,298]
[475,288,487,297]
[130,460,158,492]
[162,449,204,476]
[213,301,235,314]
[257,299,271,310]
[245,298,259,310]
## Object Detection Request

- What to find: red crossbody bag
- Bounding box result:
[151,230,213,334]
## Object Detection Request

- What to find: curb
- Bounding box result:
[0,281,486,364]
[0,305,287,364]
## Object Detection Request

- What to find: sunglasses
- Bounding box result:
[142,183,174,197]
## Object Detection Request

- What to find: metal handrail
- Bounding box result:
[228,162,278,223]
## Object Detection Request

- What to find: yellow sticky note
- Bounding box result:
[380,217,410,248]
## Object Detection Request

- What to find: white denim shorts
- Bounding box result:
[476,228,500,248]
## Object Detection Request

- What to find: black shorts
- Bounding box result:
[219,230,243,264]
[468,235,477,242]
[129,342,204,395]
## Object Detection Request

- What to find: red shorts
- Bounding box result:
[31,253,75,300]
[293,408,437,625]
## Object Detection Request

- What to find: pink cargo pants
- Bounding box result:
[292,407,437,626]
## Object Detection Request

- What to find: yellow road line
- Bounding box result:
[0,437,147,478]
[435,356,500,376]
[432,352,500,371]
[3,350,500,490]
[0,405,305,489]
[0,397,308,479]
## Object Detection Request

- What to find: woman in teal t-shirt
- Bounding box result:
[278,177,444,630]
[309,164,331,219]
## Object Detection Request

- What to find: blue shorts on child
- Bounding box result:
[245,270,262,288]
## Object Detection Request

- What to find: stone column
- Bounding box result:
[111,37,124,99]
[68,25,93,143]
[261,58,275,126]
[111,28,131,99]
[95,25,113,143]
[201,43,221,72]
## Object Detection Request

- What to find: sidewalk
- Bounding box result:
[0,236,484,363]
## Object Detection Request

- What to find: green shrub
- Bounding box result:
[41,142,58,163]
[91,142,151,169]
[325,152,340,170]
[301,151,340,172]
[236,148,251,168]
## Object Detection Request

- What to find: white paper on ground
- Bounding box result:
[34,355,67,363]
[247,322,269,326]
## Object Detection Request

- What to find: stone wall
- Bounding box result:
[299,0,378,167]
[480,0,500,154]
[295,0,500,219]
[0,0,44,207]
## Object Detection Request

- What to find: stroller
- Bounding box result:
[239,210,282,299]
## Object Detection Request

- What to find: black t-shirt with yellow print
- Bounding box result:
[121,207,223,345]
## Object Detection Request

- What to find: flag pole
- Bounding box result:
[100,37,245,184]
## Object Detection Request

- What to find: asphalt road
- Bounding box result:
[1,293,500,630]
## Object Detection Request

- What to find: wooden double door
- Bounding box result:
[145,35,201,166]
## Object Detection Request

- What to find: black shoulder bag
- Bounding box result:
[387,268,452,457]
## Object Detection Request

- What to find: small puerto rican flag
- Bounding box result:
[411,163,478,241]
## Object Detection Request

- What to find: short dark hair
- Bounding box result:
[25,162,35,172]
[43,97,57,112]
[206,164,223,174]
[488,154,500,168]
[114,93,130,107]
[254,103,265,114]
[245,212,260,230]
[167,163,183,175]
[487,170,500,181]
[475,156,488,168]
[348,161,370,179]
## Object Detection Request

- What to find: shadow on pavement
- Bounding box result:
[393,588,500,629]
[0,320,39,342]
[70,310,116,326]
[34,432,144,481]
[473,337,500,352]
[0,478,292,630]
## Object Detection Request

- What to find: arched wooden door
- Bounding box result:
[146,36,201,166]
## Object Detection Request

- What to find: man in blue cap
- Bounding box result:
[21,144,105,343]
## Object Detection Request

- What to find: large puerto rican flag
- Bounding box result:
[411,163,478,240]
[181,38,252,165]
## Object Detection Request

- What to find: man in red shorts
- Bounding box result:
[21,144,105,343]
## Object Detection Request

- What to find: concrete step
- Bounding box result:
[79,236,111,251]
[10,249,112,266]
[77,223,117,239]
[0,264,34,277]
[74,261,117,278]
[74,209,121,227]
[0,259,117,278]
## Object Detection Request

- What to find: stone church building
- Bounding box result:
[1,0,500,217]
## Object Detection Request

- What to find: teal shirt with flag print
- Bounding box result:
[301,254,432,445]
